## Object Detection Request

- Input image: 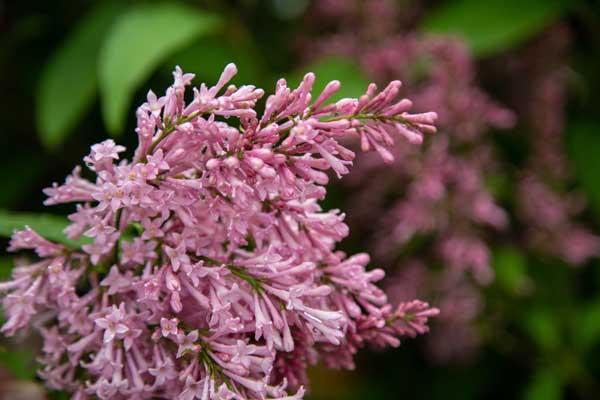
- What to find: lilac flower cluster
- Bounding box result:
[301,0,514,362]
[301,0,598,363]
[345,37,511,363]
[0,64,438,399]
[506,25,599,265]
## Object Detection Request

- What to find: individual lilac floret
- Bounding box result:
[1,64,438,399]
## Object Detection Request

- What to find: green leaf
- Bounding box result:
[567,119,600,222]
[485,172,511,202]
[523,367,562,400]
[0,345,37,380]
[0,257,12,281]
[166,35,265,87]
[493,246,530,295]
[422,0,570,57]
[99,2,222,135]
[522,307,561,351]
[0,209,89,248]
[36,1,125,149]
[48,391,71,400]
[574,300,600,350]
[288,57,370,103]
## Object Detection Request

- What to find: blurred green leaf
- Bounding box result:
[485,172,511,201]
[308,365,367,400]
[523,367,562,400]
[0,257,11,281]
[568,119,600,222]
[522,307,561,351]
[493,247,530,295]
[288,57,369,102]
[574,300,600,350]
[99,2,222,135]
[167,35,265,86]
[422,0,570,56]
[48,391,71,400]
[0,209,89,247]
[36,1,125,149]
[0,345,37,380]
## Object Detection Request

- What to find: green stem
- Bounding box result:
[198,255,263,292]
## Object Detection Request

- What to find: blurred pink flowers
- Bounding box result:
[0,64,439,399]
[301,0,598,364]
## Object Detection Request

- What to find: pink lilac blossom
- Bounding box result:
[384,262,484,362]
[506,25,599,264]
[302,1,598,363]
[0,64,438,399]
[301,0,513,363]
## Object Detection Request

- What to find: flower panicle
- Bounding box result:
[1,64,437,399]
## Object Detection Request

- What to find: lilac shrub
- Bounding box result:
[0,65,438,399]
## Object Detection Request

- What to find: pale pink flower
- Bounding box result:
[1,64,437,399]
[95,304,129,343]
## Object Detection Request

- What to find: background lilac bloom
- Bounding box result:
[296,0,600,369]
